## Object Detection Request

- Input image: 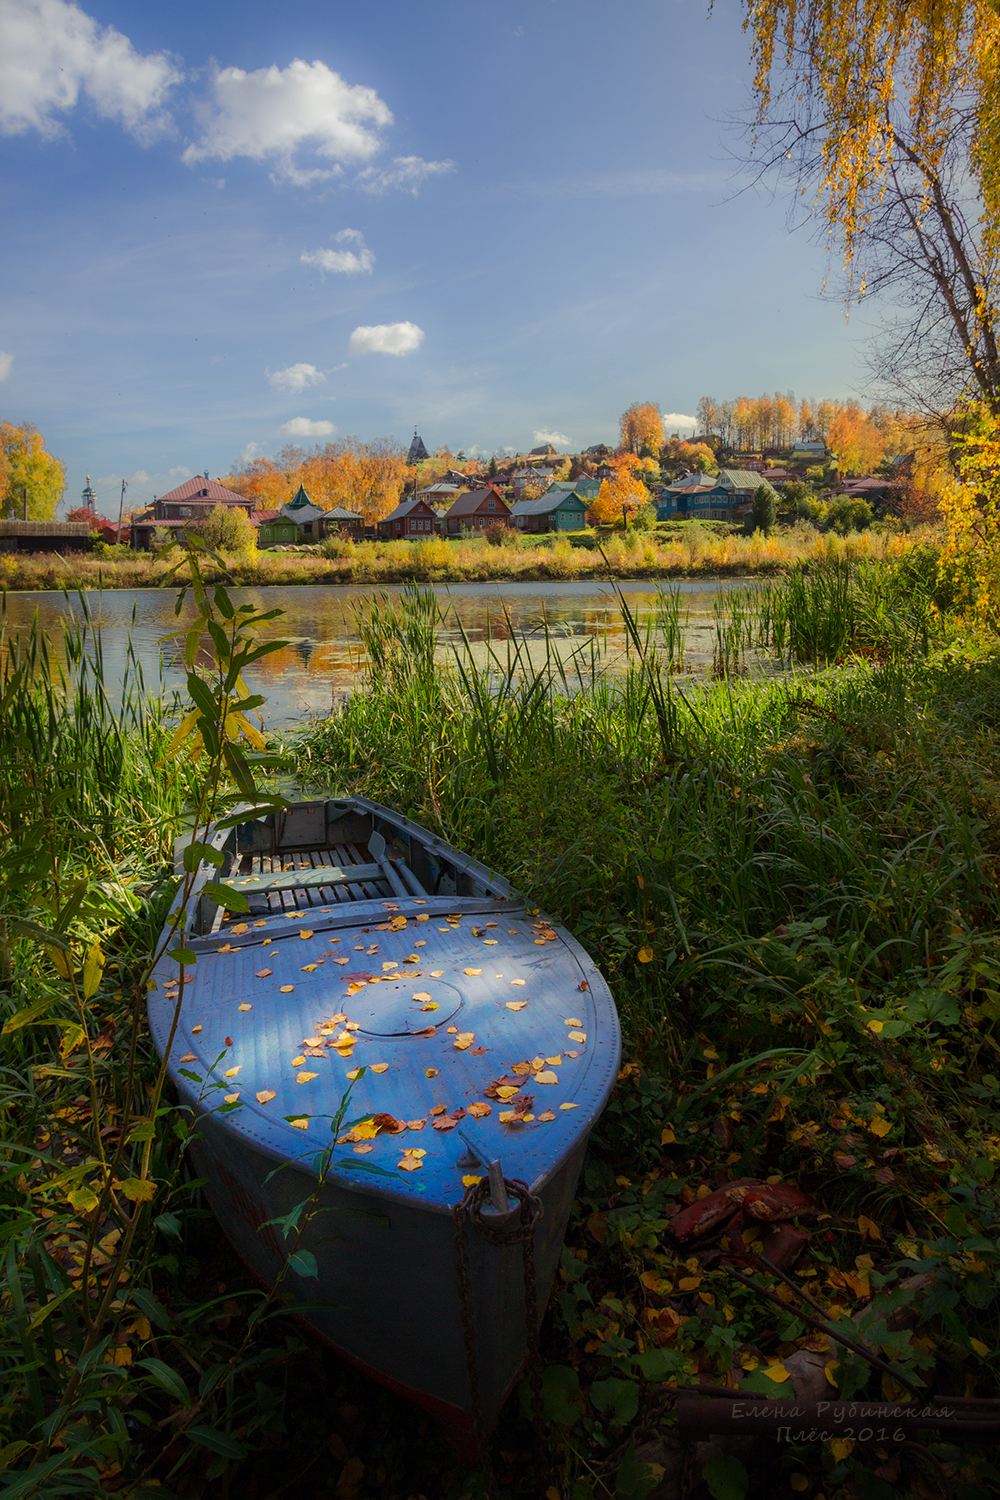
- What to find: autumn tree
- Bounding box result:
[827,403,888,474]
[619,402,664,455]
[0,422,64,520]
[591,457,649,525]
[195,504,257,556]
[224,437,408,526]
[696,396,721,436]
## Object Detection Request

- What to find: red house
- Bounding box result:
[377,496,439,540]
[441,486,510,535]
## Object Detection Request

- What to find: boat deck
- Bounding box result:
[232,842,395,916]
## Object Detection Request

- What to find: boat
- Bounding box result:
[147,795,620,1457]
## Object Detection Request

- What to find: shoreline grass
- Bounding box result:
[4,553,1000,1499]
[0,521,936,592]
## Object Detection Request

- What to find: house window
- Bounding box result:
[487,496,495,510]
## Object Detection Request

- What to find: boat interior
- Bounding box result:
[190,798,506,934]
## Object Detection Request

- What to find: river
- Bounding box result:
[1,579,742,724]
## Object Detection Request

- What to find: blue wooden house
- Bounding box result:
[655,469,776,523]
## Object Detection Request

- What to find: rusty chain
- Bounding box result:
[452,1176,545,1495]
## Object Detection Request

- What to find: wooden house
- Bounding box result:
[656,469,776,522]
[377,496,440,540]
[441,486,511,535]
[509,489,589,534]
[130,475,254,549]
[0,520,91,554]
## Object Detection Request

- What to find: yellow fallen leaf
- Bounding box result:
[299,930,313,939]
[429,970,444,977]
[678,1275,702,1291]
[413,992,432,1002]
[511,979,525,986]
[970,1337,991,1356]
[564,1017,583,1027]
[824,1360,840,1387]
[301,964,318,972]
[765,1361,791,1383]
[253,920,267,927]
[224,1066,241,1078]
[867,1018,883,1033]
[467,1102,492,1118]
[256,1090,276,1104]
[119,1177,157,1203]
[291,1055,305,1067]
[869,1116,892,1137]
[296,1072,318,1084]
[370,1063,389,1074]
[421,1001,438,1011]
[280,985,294,994]
[224,1092,240,1103]
[417,914,429,921]
[404,954,419,963]
[426,1068,439,1078]
[857,1214,881,1241]
[398,1156,423,1172]
[382,961,398,971]
[229,924,248,935]
[346,1068,361,1080]
[545,1055,563,1066]
[216,944,232,953]
[661,1127,676,1144]
[499,1110,518,1123]
[238,1003,252,1012]
[483,939,498,945]
[496,1086,520,1100]
[506,1001,528,1011]
[289,1117,308,1129]
[454,1032,475,1050]
[560,1102,579,1111]
[829,1439,854,1463]
[255,968,273,978]
[567,1031,587,1044]
[179,1053,196,1063]
[407,1118,426,1130]
[534,1070,558,1085]
[353,1142,373,1154]
[537,1110,556,1122]
[192,1025,203,1033]
[462,1174,484,1187]
[464,968,482,976]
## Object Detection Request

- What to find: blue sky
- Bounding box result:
[0,0,871,516]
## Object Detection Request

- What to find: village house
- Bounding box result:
[509,488,589,533]
[656,469,777,522]
[377,496,440,540]
[130,474,254,549]
[441,486,511,534]
[416,481,463,506]
[256,487,363,547]
[0,519,91,554]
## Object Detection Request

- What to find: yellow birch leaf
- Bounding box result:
[224,1066,241,1078]
[296,1072,318,1084]
[119,1178,157,1203]
[256,1090,275,1104]
[280,985,294,994]
[289,1117,308,1129]
[371,1063,389,1073]
[506,1001,528,1011]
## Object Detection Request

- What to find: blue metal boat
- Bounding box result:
[148,796,620,1456]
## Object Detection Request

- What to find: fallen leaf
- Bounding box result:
[483,939,498,945]
[430,1105,447,1117]
[429,970,444,977]
[216,944,232,954]
[537,1110,556,1122]
[433,1115,458,1131]
[346,1069,361,1080]
[447,1026,458,1034]
[565,1017,583,1027]
[467,1102,492,1118]
[454,1032,475,1050]
[560,1102,579,1111]
[578,980,589,991]
[255,968,273,978]
[224,1066,241,1078]
[534,1071,558,1085]
[495,1086,520,1100]
[331,1012,347,1023]
[382,961,398,971]
[179,1053,196,1063]
[291,1055,305,1067]
[426,1068,439,1078]
[289,1117,308,1130]
[464,968,482,976]
[332,957,349,966]
[420,1002,439,1012]
[638,947,654,963]
[567,1031,587,1044]
[565,1050,580,1058]
[238,1003,252,1012]
[301,964,318,973]
[873,1165,896,1185]
[398,1156,423,1172]
[506,1001,528,1011]
[299,930,313,939]
[462,1174,484,1187]
[370,1063,389,1074]
[832,1153,857,1169]
[511,979,525,986]
[256,1090,275,1104]
[280,985,295,994]
[230,924,249,935]
[353,1143,373,1154]
[224,1092,240,1103]
[224,1036,233,1046]
[412,992,432,1002]
[766,1361,791,1383]
[470,1046,488,1055]
[545,1055,563,1066]
[869,1116,892,1138]
[296,1072,318,1084]
[407,1118,426,1131]
[192,1025,203,1034]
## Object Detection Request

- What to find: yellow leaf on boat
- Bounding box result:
[224,1092,240,1103]
[398,1156,423,1172]
[224,1066,241,1078]
[353,1143,373,1154]
[429,970,444,977]
[454,1032,475,1050]
[407,1118,427,1130]
[535,1071,558,1085]
[291,1056,305,1067]
[546,1055,562,1066]
[301,964,318,972]
[256,1090,275,1104]
[537,1110,556,1122]
[382,961,398,971]
[179,1053,196,1063]
[296,1072,318,1084]
[567,1031,587,1044]
[192,1025,202,1033]
[462,1175,484,1187]
[412,992,432,1002]
[289,1117,308,1130]
[280,985,294,994]
[425,1068,439,1078]
[255,968,272,978]
[371,1063,389,1074]
[464,968,482,976]
[565,1017,582,1026]
[299,931,313,939]
[506,1001,528,1011]
[467,1102,492,1118]
[496,1086,519,1100]
[511,979,525,986]
[421,1002,438,1011]
[560,1102,580,1111]
[346,1069,361,1080]
[238,1003,252,1012]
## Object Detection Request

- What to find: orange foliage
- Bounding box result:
[591,456,648,525]
[223,437,408,526]
[619,402,664,455]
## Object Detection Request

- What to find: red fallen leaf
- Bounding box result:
[303,1047,326,1058]
[432,1115,459,1131]
[510,1094,534,1119]
[832,1152,857,1169]
[224,1036,233,1047]
[671,1179,815,1243]
[578,979,589,991]
[756,1222,811,1272]
[469,1046,488,1056]
[451,1107,467,1121]
[92,1021,116,1053]
[483,1074,525,1099]
[873,1165,896,1185]
[670,1189,741,1243]
[371,1113,407,1135]
[429,1104,447,1117]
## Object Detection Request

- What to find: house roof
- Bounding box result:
[326,505,362,520]
[443,486,508,518]
[417,482,462,496]
[510,490,589,516]
[286,484,315,510]
[379,497,431,525]
[280,495,325,524]
[159,476,249,505]
[662,474,718,494]
[407,431,429,463]
[251,510,282,525]
[719,470,777,494]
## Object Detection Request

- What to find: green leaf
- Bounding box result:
[130,1288,171,1330]
[213,586,235,619]
[167,947,197,965]
[633,1347,686,1383]
[944,1205,970,1237]
[186,1424,245,1459]
[590,1376,639,1426]
[3,915,72,950]
[182,842,226,872]
[204,881,249,913]
[616,1441,658,1500]
[333,1158,396,1179]
[154,1212,181,1239]
[199,1363,229,1397]
[702,1453,749,1500]
[2,997,60,1034]
[738,1370,796,1399]
[137,1357,189,1404]
[287,1249,318,1279]
[540,1364,581,1426]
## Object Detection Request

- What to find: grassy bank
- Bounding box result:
[0,522,933,591]
[3,556,1000,1499]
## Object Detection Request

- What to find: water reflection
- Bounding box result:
[1,579,742,725]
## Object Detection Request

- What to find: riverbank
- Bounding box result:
[4,556,997,1499]
[0,521,934,591]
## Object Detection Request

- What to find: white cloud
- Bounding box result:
[663,413,698,433]
[0,352,13,381]
[168,466,192,478]
[280,417,335,437]
[268,362,326,393]
[356,154,455,196]
[183,59,392,184]
[532,429,568,448]
[0,0,180,142]
[239,442,263,462]
[301,228,374,275]
[348,321,423,356]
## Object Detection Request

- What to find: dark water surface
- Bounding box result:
[1,579,740,725]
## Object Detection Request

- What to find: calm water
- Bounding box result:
[1,579,741,725]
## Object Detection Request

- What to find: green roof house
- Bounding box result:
[509,488,590,533]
